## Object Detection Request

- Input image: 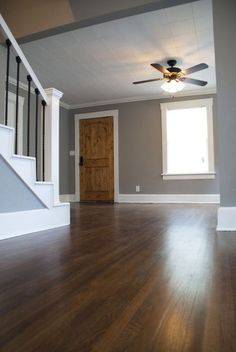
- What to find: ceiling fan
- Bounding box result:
[133,60,208,92]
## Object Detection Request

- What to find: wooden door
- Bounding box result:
[79,116,114,201]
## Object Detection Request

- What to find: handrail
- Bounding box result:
[0,14,48,104]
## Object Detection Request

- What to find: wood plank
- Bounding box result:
[1,204,236,351]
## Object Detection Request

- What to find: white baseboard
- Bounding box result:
[118,193,220,204]
[60,194,76,202]
[0,203,70,241]
[217,207,236,231]
[60,193,220,204]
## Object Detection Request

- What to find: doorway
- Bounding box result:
[74,110,119,202]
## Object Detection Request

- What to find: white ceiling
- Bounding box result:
[21,0,215,107]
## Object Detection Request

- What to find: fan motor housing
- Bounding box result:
[167,60,182,73]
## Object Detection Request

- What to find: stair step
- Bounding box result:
[0,120,70,240]
[12,154,36,161]
[0,124,53,208]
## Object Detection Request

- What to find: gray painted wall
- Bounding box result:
[7,83,37,157]
[60,106,71,195]
[0,155,45,213]
[59,94,219,195]
[213,0,236,206]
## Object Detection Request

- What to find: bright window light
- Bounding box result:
[166,107,208,174]
[160,99,215,180]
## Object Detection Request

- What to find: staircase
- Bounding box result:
[0,15,70,240]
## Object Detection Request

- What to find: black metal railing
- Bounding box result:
[15,56,21,154]
[5,39,11,126]
[42,100,46,182]
[35,88,39,181]
[3,38,48,182]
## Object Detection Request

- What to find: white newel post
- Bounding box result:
[44,88,63,204]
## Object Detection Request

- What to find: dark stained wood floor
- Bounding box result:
[1,203,236,352]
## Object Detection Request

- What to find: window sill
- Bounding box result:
[162,173,216,180]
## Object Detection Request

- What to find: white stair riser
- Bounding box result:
[34,184,53,208]
[9,157,36,185]
[0,126,13,158]
[0,123,70,240]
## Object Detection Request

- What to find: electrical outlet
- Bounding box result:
[136,185,140,192]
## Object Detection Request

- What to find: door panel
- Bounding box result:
[80,117,114,201]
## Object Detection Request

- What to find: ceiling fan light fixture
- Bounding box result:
[161,80,185,93]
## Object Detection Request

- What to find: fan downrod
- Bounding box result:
[167,59,177,67]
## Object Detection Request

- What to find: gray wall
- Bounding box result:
[59,94,219,195]
[8,83,37,156]
[60,106,71,194]
[213,0,236,206]
[0,155,45,213]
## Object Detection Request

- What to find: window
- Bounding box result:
[160,98,215,180]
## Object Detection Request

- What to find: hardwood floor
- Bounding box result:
[0,203,236,352]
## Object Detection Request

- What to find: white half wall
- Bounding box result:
[0,203,70,240]
[217,207,236,231]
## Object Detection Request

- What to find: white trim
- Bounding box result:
[9,76,35,94]
[60,101,70,110]
[60,194,76,202]
[0,15,48,104]
[9,76,69,110]
[162,173,216,180]
[160,98,214,111]
[160,98,215,180]
[68,88,216,110]
[44,88,63,204]
[9,76,215,111]
[118,194,220,204]
[74,110,119,202]
[0,204,70,241]
[217,207,236,231]
[58,193,220,204]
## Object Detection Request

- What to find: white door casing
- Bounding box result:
[74,110,119,202]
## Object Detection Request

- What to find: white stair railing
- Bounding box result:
[0,14,62,203]
[0,14,47,103]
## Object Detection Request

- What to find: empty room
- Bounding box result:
[0,0,236,351]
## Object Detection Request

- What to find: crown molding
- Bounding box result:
[9,77,216,111]
[9,76,70,109]
[60,101,70,110]
[9,76,35,94]
[68,88,217,110]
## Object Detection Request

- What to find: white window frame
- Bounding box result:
[160,98,215,180]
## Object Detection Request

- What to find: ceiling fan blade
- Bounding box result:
[151,63,169,74]
[133,78,163,85]
[183,77,208,86]
[184,63,209,75]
